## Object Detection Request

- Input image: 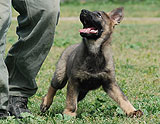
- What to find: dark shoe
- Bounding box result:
[8,96,31,119]
[0,110,10,119]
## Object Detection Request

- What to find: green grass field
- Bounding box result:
[60,2,160,17]
[1,2,160,124]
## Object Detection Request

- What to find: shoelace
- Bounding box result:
[11,97,28,109]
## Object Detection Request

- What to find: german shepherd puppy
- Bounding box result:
[40,7,143,117]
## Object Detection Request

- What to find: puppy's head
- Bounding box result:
[79,7,124,40]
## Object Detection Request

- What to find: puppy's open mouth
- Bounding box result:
[79,16,99,34]
[79,9,103,39]
[79,27,98,34]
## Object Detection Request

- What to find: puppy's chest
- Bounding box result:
[82,54,106,73]
[74,54,108,80]
[73,54,109,91]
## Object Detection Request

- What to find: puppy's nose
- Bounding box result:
[81,9,89,14]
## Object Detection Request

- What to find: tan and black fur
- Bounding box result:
[40,7,143,117]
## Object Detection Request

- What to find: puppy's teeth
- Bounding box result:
[90,30,98,33]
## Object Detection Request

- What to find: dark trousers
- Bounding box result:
[0,0,60,111]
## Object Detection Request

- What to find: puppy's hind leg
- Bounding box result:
[63,79,79,117]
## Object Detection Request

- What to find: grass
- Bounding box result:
[1,2,160,124]
[12,2,160,18]
[60,2,160,17]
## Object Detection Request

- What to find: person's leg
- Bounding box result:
[5,0,60,118]
[0,0,11,119]
[6,0,60,97]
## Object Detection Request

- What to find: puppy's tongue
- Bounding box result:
[79,27,98,34]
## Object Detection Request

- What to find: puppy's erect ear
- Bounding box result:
[108,7,124,25]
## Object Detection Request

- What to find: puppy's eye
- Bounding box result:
[97,13,102,18]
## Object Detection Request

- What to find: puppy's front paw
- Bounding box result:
[40,103,49,113]
[128,110,143,118]
[40,95,52,113]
